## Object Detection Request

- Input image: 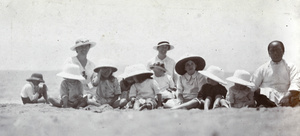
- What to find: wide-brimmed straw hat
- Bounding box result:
[70,38,96,51]
[150,62,167,72]
[120,64,153,79]
[226,70,254,87]
[94,59,118,73]
[153,41,174,51]
[57,64,85,80]
[175,54,206,75]
[199,65,227,85]
[26,73,45,83]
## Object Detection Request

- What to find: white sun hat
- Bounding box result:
[226,70,254,87]
[94,59,118,73]
[199,65,227,85]
[153,41,174,51]
[70,38,96,51]
[57,64,85,80]
[120,64,153,79]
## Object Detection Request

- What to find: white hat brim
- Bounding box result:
[150,65,166,72]
[94,65,118,73]
[226,76,254,87]
[57,72,85,80]
[200,71,227,85]
[153,45,174,51]
[124,70,153,79]
[70,42,96,51]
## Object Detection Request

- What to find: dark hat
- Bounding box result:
[26,73,45,83]
[175,54,206,75]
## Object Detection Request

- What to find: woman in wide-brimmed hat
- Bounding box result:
[172,65,229,110]
[147,41,177,84]
[226,70,255,108]
[20,73,49,104]
[48,64,87,108]
[121,64,160,110]
[87,59,121,108]
[170,54,207,107]
[64,38,97,95]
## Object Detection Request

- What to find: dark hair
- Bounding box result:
[134,73,152,83]
[268,41,285,52]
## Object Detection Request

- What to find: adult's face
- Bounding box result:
[157,45,169,55]
[184,60,196,75]
[268,42,284,62]
[76,44,91,56]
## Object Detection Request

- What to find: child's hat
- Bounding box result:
[94,59,118,73]
[199,65,227,85]
[57,64,85,80]
[175,54,206,75]
[26,73,45,83]
[70,38,96,51]
[153,41,174,51]
[226,70,254,87]
[150,62,167,72]
[119,64,153,79]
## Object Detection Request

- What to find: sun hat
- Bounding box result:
[70,38,96,51]
[120,64,153,79]
[175,54,206,75]
[226,70,254,87]
[153,41,174,51]
[94,59,118,73]
[150,62,167,72]
[57,64,85,80]
[199,65,227,85]
[26,73,45,83]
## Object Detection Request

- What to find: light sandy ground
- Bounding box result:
[0,103,300,136]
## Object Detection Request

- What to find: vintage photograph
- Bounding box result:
[1,0,300,135]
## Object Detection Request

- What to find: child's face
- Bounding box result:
[207,78,218,85]
[184,60,196,75]
[99,67,112,78]
[153,67,165,77]
[234,83,247,90]
[31,80,40,86]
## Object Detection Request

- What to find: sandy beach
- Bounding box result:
[1,103,300,136]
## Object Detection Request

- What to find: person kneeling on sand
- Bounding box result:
[20,73,49,104]
[226,70,255,108]
[87,59,121,108]
[123,64,161,110]
[171,65,229,110]
[48,64,87,108]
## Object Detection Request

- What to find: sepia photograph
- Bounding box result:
[1,0,300,136]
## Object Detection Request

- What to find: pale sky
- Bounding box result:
[1,0,299,74]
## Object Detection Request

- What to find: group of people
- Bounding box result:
[20,39,300,111]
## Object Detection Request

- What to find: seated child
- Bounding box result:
[226,70,255,108]
[88,60,121,108]
[125,64,160,110]
[48,64,87,108]
[172,65,229,110]
[119,77,135,108]
[20,73,49,104]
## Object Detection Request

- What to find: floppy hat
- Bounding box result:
[150,62,167,72]
[226,70,254,87]
[57,64,85,80]
[175,54,206,75]
[26,73,45,83]
[153,41,174,51]
[94,59,118,73]
[70,38,96,51]
[199,65,227,85]
[120,64,153,79]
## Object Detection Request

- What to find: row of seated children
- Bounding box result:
[21,55,255,111]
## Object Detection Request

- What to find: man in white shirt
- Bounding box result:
[251,41,300,107]
[147,41,177,84]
